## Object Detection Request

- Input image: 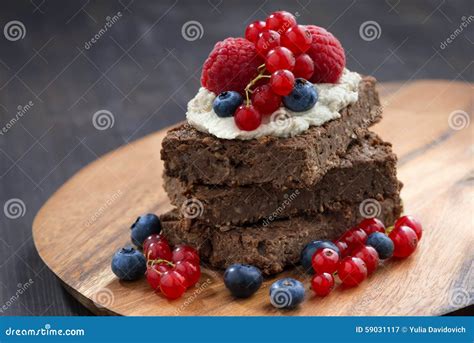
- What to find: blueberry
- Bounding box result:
[269,278,305,309]
[224,264,263,298]
[213,91,243,117]
[366,232,394,259]
[282,78,318,112]
[300,240,340,273]
[111,246,146,281]
[130,213,161,247]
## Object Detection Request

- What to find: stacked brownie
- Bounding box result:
[160,76,403,275]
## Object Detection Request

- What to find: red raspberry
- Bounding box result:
[201,38,263,94]
[305,25,345,83]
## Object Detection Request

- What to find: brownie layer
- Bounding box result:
[164,132,401,226]
[161,196,403,275]
[161,76,381,188]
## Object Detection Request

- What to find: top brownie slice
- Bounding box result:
[161,76,381,188]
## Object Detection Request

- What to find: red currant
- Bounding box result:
[270,69,295,96]
[265,47,295,73]
[146,241,172,261]
[146,266,162,290]
[311,272,334,297]
[338,227,367,253]
[389,225,418,258]
[251,84,281,115]
[143,234,168,256]
[353,246,379,275]
[266,11,297,34]
[245,20,266,43]
[281,25,312,54]
[358,218,386,235]
[160,270,187,299]
[311,248,339,274]
[338,256,368,287]
[172,245,200,265]
[234,105,262,131]
[293,53,314,79]
[174,260,201,288]
[395,215,423,240]
[255,30,280,57]
[335,240,350,258]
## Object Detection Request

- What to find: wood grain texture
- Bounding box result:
[32,80,474,316]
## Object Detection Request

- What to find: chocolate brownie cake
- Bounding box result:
[163,132,401,226]
[161,76,381,188]
[160,196,403,275]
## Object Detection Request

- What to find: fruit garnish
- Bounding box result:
[311,272,334,297]
[338,256,368,287]
[282,78,318,112]
[394,215,423,240]
[389,225,419,258]
[270,69,295,96]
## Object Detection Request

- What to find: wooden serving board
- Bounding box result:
[32,80,473,316]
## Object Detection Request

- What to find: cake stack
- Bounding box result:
[159,75,403,275]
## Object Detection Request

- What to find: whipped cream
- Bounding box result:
[186,69,362,140]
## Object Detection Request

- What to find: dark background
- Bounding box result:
[0,0,472,315]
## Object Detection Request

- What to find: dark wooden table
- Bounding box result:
[0,0,472,316]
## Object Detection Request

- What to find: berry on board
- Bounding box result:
[353,245,379,275]
[269,278,305,309]
[111,246,146,281]
[130,213,161,248]
[300,240,340,273]
[311,247,339,274]
[395,215,423,240]
[366,232,394,259]
[338,256,368,287]
[389,225,419,258]
[358,218,386,235]
[311,272,334,297]
[224,264,263,298]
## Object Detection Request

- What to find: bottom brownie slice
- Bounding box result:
[160,196,403,275]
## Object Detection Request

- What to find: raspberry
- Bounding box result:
[201,38,263,94]
[305,25,345,83]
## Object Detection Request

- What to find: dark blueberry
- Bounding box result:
[111,246,146,281]
[269,278,305,309]
[366,232,394,259]
[300,240,340,273]
[224,264,263,298]
[130,213,161,248]
[282,78,318,112]
[213,91,243,117]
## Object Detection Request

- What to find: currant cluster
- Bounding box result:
[144,234,201,300]
[212,11,319,131]
[309,215,422,296]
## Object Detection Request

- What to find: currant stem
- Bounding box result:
[244,70,271,106]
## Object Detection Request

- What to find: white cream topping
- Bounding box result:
[186,68,362,140]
